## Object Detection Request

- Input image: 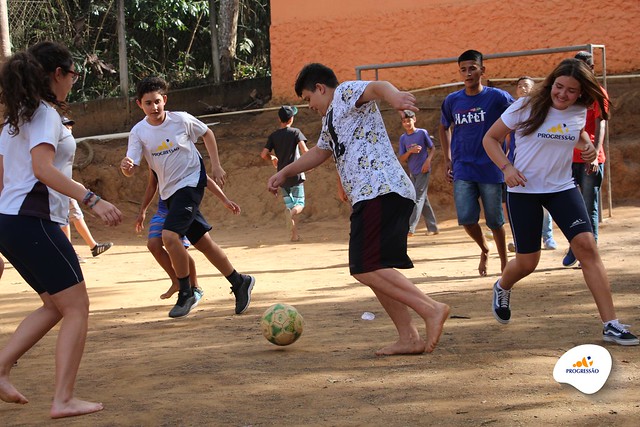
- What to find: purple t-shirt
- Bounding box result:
[398,128,434,176]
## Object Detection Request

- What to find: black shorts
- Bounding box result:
[349,193,414,275]
[164,186,212,245]
[507,187,593,254]
[0,214,83,294]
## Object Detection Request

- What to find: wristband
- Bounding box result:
[89,195,101,209]
[500,162,511,171]
[82,190,94,205]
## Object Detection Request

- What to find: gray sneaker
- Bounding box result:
[169,290,196,318]
[492,280,511,324]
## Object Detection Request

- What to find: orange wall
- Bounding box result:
[270,0,640,101]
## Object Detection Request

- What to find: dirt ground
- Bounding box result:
[2,87,640,426]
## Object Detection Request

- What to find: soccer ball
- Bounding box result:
[261,303,304,346]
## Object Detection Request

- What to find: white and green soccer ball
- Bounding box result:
[261,303,304,346]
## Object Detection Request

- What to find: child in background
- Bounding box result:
[261,105,309,241]
[398,109,439,237]
[60,117,113,261]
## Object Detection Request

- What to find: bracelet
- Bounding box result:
[82,190,94,205]
[500,162,511,171]
[88,195,101,209]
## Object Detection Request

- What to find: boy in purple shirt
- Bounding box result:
[398,110,438,236]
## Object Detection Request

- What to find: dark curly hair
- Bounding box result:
[0,41,73,135]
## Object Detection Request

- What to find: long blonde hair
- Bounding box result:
[518,58,609,136]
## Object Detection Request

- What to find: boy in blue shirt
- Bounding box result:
[439,50,514,276]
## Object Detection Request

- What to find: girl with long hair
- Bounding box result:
[482,58,637,345]
[0,41,123,418]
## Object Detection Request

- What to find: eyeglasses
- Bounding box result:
[66,69,81,84]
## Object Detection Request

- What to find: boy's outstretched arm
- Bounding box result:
[201,128,227,187]
[135,166,159,233]
[206,175,241,215]
[356,81,419,113]
[268,146,331,195]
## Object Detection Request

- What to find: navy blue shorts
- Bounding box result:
[349,193,414,275]
[507,187,593,254]
[164,186,212,245]
[0,214,83,294]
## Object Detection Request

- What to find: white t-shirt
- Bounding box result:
[317,81,415,205]
[0,102,75,224]
[501,97,586,194]
[126,111,208,199]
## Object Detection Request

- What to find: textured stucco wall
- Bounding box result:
[270,0,640,101]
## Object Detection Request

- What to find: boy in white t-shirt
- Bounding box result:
[268,63,449,355]
[120,76,254,318]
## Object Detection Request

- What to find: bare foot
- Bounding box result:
[375,338,426,356]
[478,251,489,277]
[424,303,450,353]
[290,235,301,242]
[160,283,179,299]
[0,376,28,404]
[51,397,104,419]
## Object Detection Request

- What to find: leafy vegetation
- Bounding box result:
[7,0,270,102]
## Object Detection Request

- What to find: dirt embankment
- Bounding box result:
[75,78,640,233]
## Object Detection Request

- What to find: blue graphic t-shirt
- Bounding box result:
[441,86,514,183]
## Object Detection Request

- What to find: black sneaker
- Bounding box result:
[91,242,113,257]
[603,322,639,346]
[492,280,511,324]
[169,290,196,318]
[230,275,255,314]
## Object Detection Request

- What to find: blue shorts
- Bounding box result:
[148,199,190,247]
[453,180,504,229]
[349,193,414,275]
[0,214,83,294]
[281,184,305,210]
[507,187,593,254]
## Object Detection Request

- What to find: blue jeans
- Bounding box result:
[408,171,438,233]
[541,208,553,241]
[572,162,603,242]
[453,180,504,229]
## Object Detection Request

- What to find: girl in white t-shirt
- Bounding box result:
[482,58,637,346]
[0,42,122,418]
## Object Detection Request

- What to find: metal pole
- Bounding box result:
[601,46,612,219]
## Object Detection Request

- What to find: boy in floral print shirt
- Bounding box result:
[268,63,449,356]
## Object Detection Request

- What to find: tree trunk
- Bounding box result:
[218,0,239,82]
[0,0,11,60]
[209,0,221,83]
